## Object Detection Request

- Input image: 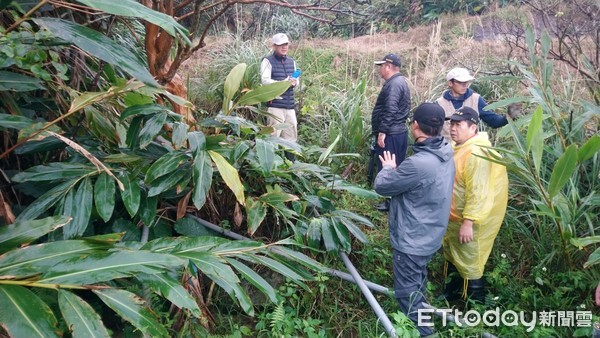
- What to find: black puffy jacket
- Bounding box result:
[371,73,410,135]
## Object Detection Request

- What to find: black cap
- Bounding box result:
[413,103,445,128]
[374,53,401,67]
[447,106,479,124]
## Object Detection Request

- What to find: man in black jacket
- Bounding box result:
[371,53,411,211]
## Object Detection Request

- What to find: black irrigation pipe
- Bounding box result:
[189,215,497,338]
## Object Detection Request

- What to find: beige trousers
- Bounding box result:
[266,107,297,142]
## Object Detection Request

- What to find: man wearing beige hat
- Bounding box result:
[436,67,515,140]
[260,33,300,160]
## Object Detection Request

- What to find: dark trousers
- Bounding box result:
[375,132,408,173]
[393,249,435,336]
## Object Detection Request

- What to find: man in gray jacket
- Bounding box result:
[374,102,455,337]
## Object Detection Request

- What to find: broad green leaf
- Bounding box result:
[0,285,60,338]
[120,104,180,121]
[269,245,325,272]
[125,116,143,148]
[328,180,380,198]
[211,240,263,254]
[583,247,600,268]
[33,18,157,86]
[255,138,275,175]
[182,252,253,314]
[94,289,169,338]
[0,215,71,254]
[173,217,216,237]
[578,134,600,162]
[540,31,551,57]
[76,0,190,45]
[332,220,352,253]
[120,173,140,217]
[94,172,115,222]
[16,181,74,222]
[306,218,323,249]
[334,216,369,244]
[209,150,245,206]
[318,134,340,165]
[320,219,337,252]
[39,251,185,284]
[141,236,188,252]
[570,236,600,249]
[236,81,290,107]
[139,112,168,149]
[259,191,299,205]
[0,113,35,130]
[332,209,375,228]
[64,177,93,239]
[526,105,544,174]
[170,236,229,254]
[241,254,306,282]
[226,258,278,303]
[0,70,45,91]
[172,121,189,149]
[147,168,188,197]
[58,290,110,338]
[483,96,530,111]
[139,195,158,226]
[192,150,213,209]
[0,240,110,277]
[548,145,578,198]
[187,131,206,154]
[14,135,65,155]
[11,163,97,182]
[178,252,239,283]
[245,197,267,235]
[136,273,202,317]
[70,81,145,114]
[111,219,141,242]
[223,63,247,114]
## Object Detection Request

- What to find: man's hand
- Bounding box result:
[459,219,474,244]
[377,132,386,148]
[595,283,600,306]
[290,78,298,87]
[378,150,396,169]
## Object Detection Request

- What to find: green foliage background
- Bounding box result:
[0,0,599,337]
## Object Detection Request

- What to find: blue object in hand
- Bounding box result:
[291,69,302,79]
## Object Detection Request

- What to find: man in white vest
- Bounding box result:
[436,67,516,140]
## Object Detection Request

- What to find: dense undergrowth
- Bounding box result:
[184,7,600,338]
[1,1,599,338]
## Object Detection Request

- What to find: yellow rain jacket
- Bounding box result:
[443,132,508,279]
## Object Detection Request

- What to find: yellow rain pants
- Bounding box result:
[443,132,508,279]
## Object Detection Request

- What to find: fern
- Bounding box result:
[269,302,286,331]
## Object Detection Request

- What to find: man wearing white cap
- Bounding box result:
[260,33,300,160]
[436,67,513,140]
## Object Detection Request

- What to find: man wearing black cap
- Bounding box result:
[370,53,411,211]
[442,106,508,303]
[374,103,455,337]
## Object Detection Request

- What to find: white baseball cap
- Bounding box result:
[272,33,289,45]
[446,67,475,82]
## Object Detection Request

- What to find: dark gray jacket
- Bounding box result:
[371,73,410,135]
[374,136,455,256]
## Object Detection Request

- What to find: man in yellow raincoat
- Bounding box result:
[442,106,508,302]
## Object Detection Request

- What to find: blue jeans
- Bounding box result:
[392,249,435,336]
